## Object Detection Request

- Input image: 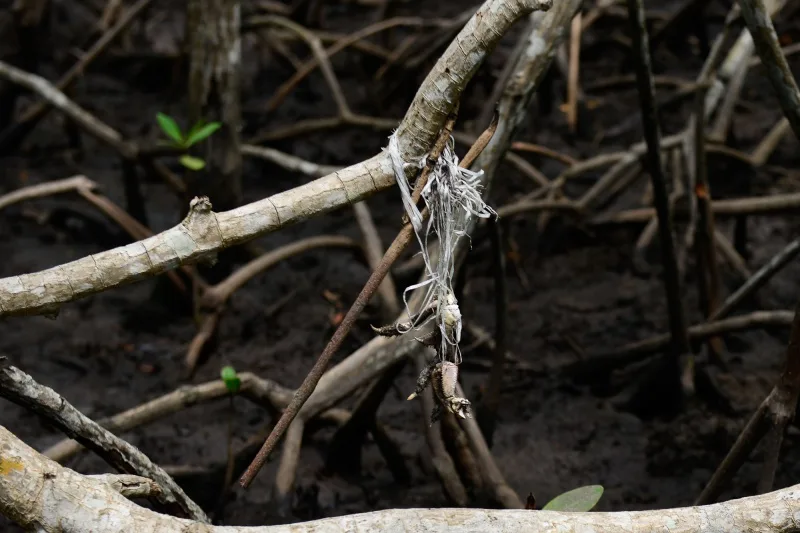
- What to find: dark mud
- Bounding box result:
[2,0,800,529]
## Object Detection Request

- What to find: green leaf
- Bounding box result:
[221,365,241,393]
[542,485,604,512]
[185,121,222,146]
[179,155,206,171]
[156,112,183,144]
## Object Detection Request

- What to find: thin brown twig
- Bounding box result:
[566,12,582,133]
[626,0,690,408]
[736,0,800,143]
[186,235,360,373]
[692,81,724,360]
[586,310,793,368]
[0,175,195,294]
[510,141,577,166]
[710,237,800,322]
[695,299,800,504]
[0,175,96,211]
[249,114,398,144]
[257,16,446,113]
[596,192,800,223]
[0,0,154,153]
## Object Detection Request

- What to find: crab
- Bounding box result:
[370,291,462,361]
[407,360,471,425]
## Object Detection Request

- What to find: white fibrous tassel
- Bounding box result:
[384,132,496,363]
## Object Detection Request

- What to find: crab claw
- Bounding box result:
[447,397,472,419]
[407,392,418,401]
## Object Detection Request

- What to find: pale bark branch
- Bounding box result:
[88,474,161,499]
[0,0,553,319]
[41,372,349,464]
[0,362,209,522]
[3,423,800,532]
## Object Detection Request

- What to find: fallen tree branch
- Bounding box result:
[0,174,200,296]
[711,238,800,321]
[0,362,208,522]
[579,310,794,374]
[41,372,351,464]
[5,423,800,532]
[595,192,800,223]
[0,175,97,211]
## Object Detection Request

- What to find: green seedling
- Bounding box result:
[155,112,221,171]
[220,365,241,394]
[542,485,604,512]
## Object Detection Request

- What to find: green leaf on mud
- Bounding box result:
[156,112,183,144]
[542,485,604,512]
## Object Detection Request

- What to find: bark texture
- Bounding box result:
[186,0,243,212]
[3,424,800,532]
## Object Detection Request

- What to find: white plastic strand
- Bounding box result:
[385,131,496,363]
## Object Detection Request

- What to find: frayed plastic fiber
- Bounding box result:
[384,131,496,362]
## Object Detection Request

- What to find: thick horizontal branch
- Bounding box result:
[0,156,392,317]
[0,0,554,319]
[2,423,800,532]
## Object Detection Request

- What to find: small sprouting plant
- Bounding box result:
[155,112,221,171]
[220,365,241,394]
[542,485,604,512]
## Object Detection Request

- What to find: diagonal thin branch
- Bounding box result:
[736,0,800,143]
[0,0,154,153]
[238,106,470,488]
[0,363,208,522]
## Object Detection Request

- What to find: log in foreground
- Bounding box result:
[2,425,800,532]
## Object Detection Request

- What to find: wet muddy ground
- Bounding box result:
[2,0,800,528]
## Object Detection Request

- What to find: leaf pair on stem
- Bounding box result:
[155,112,221,171]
